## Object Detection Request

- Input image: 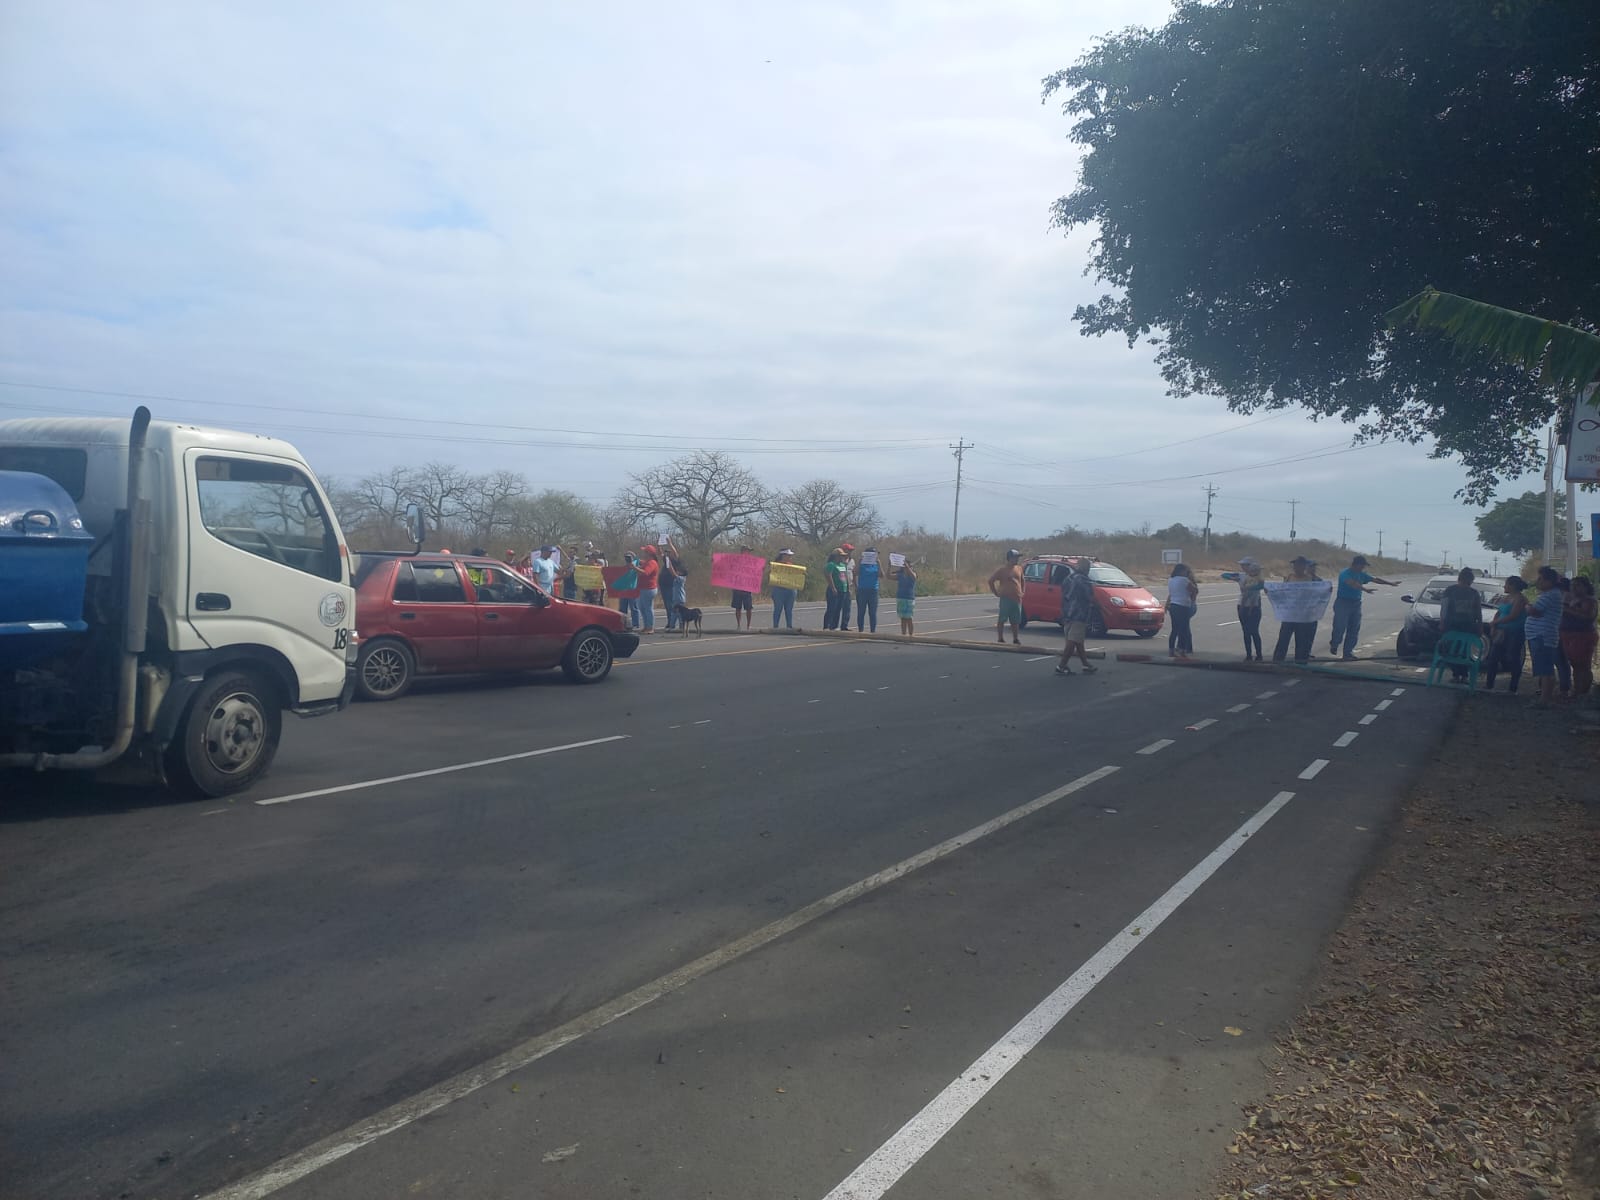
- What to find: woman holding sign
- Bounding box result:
[855,548,881,632]
[769,548,801,629]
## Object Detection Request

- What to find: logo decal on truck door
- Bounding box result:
[318,592,348,627]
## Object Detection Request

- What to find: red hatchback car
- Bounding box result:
[352,553,639,700]
[1019,555,1165,637]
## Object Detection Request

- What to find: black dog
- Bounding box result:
[673,604,704,637]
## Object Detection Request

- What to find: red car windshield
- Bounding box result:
[1088,565,1138,587]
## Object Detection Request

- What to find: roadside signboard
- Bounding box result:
[1161,548,1183,565]
[1567,385,1600,482]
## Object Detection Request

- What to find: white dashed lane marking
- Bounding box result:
[1256,690,1278,700]
[1226,703,1251,713]
[1298,759,1330,780]
[1374,698,1393,711]
[1137,739,1175,756]
[1188,718,1217,731]
[1358,713,1377,725]
[1333,731,1359,748]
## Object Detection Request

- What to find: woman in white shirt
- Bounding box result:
[1166,563,1197,659]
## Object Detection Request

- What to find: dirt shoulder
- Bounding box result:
[1211,697,1600,1200]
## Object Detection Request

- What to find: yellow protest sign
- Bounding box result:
[768,562,807,590]
[572,564,605,590]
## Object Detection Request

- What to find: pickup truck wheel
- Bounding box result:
[562,628,614,684]
[357,639,414,701]
[166,670,282,799]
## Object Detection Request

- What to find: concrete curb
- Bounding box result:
[1114,653,1438,688]
[722,626,1107,658]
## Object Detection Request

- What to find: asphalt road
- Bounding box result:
[0,581,1444,1200]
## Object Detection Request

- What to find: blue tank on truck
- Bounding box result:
[0,469,94,670]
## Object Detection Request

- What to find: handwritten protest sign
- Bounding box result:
[859,550,878,567]
[889,553,906,568]
[602,565,640,598]
[1264,581,1333,623]
[768,561,807,590]
[711,552,767,593]
[572,564,605,591]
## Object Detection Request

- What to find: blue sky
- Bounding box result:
[0,1,1559,566]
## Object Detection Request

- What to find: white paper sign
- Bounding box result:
[1566,385,1600,483]
[859,550,878,567]
[889,553,906,568]
[1264,580,1333,623]
[657,531,670,546]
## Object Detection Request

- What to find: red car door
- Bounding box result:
[466,563,568,669]
[1022,560,1064,622]
[393,561,478,671]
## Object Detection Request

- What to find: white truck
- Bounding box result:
[0,407,417,798]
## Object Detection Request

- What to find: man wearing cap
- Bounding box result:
[1234,557,1266,661]
[823,548,851,631]
[988,549,1026,645]
[529,545,559,593]
[770,548,799,629]
[1271,556,1322,664]
[1330,554,1398,661]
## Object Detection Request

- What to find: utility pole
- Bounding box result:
[1492,555,1499,576]
[1403,538,1411,563]
[1203,483,1217,554]
[1543,425,1556,562]
[1288,498,1300,541]
[950,438,972,573]
[1340,515,1349,549]
[1377,529,1384,557]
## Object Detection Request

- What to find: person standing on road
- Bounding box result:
[1483,576,1528,692]
[729,544,756,631]
[1524,565,1564,707]
[895,558,917,636]
[1165,563,1196,658]
[1330,555,1399,661]
[770,548,799,629]
[988,549,1025,645]
[823,549,850,630]
[855,547,881,633]
[1056,556,1099,676]
[659,540,684,631]
[529,545,559,594]
[1439,567,1487,682]
[1560,574,1597,697]
[582,549,608,606]
[635,545,661,634]
[1233,557,1265,661]
[1271,556,1322,665]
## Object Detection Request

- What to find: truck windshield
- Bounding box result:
[195,456,340,581]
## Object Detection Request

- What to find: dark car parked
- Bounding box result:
[352,552,639,699]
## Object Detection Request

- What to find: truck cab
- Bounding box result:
[0,408,362,798]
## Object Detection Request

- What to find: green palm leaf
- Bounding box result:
[1385,288,1600,400]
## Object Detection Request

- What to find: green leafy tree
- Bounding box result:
[1474,491,1567,558]
[1044,0,1598,503]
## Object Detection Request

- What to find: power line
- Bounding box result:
[0,383,944,452]
[977,412,1287,469]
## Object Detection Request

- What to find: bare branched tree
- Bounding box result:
[462,469,529,546]
[765,479,880,548]
[504,490,599,551]
[411,461,477,531]
[620,451,766,548]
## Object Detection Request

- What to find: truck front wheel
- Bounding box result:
[166,670,283,799]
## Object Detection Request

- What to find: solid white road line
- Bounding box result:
[820,789,1299,1200]
[1137,739,1175,755]
[1375,698,1393,711]
[1358,713,1378,725]
[1226,703,1251,713]
[1298,758,1330,780]
[1189,718,1218,730]
[1333,731,1359,748]
[205,765,1123,1200]
[253,736,629,807]
[1256,690,1278,700]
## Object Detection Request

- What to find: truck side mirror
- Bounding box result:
[404,503,426,549]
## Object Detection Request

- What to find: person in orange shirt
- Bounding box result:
[987,548,1025,645]
[634,545,661,633]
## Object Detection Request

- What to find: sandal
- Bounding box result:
[1054,665,1072,676]
[1080,664,1097,674]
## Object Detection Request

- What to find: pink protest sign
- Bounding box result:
[711,552,767,593]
